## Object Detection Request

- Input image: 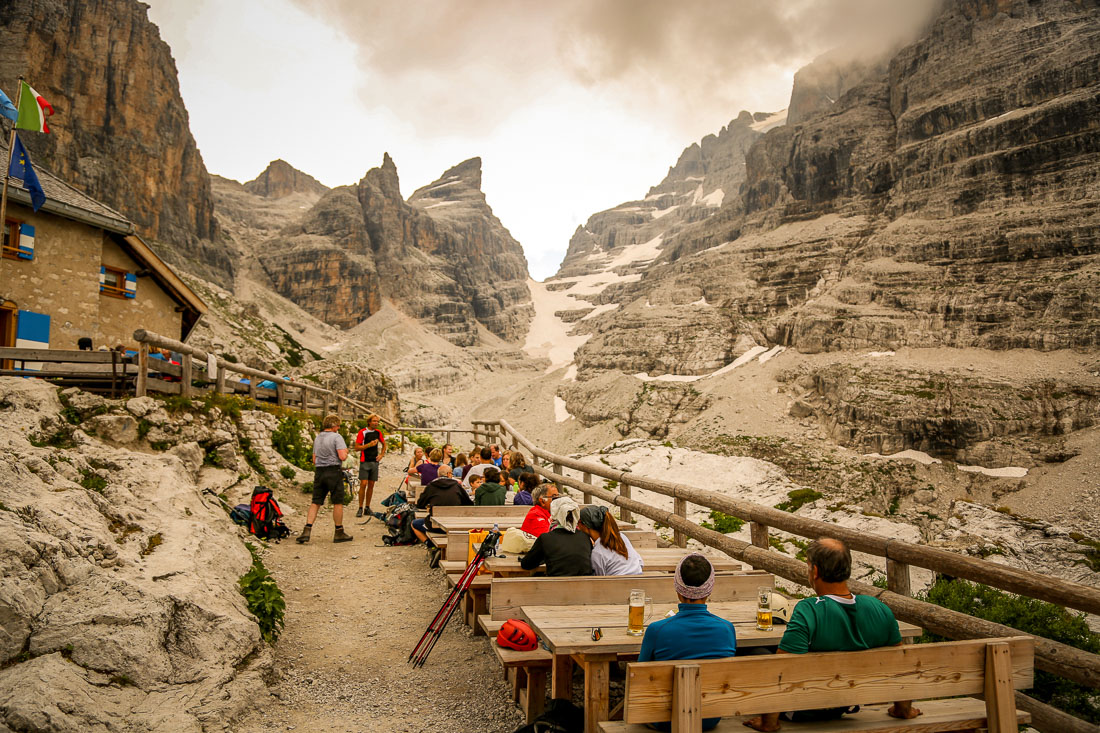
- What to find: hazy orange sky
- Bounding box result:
[146,0,940,279]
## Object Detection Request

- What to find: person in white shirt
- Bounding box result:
[578,505,644,576]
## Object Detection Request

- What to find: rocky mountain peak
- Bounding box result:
[243,159,328,199]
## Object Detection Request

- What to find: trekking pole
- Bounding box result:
[201,487,234,513]
[409,526,500,668]
[408,551,483,663]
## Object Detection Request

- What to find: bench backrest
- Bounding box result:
[432,505,532,518]
[622,530,658,548]
[623,636,1035,733]
[490,572,772,621]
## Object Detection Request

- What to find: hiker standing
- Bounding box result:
[353,413,386,518]
[298,414,353,544]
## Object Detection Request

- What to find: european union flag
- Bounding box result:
[9,134,45,211]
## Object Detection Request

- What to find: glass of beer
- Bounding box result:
[756,586,773,631]
[627,589,652,636]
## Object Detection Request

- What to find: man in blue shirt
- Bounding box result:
[639,554,736,731]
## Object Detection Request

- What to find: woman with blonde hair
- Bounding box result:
[578,505,644,575]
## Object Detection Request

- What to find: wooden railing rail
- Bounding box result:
[485,419,1100,617]
[132,329,399,431]
[462,417,1100,728]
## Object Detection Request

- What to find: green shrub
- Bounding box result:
[279,465,296,480]
[700,510,745,534]
[920,577,1100,723]
[406,432,437,452]
[203,445,223,467]
[300,481,313,494]
[79,470,108,493]
[239,544,285,643]
[775,488,823,512]
[272,414,314,470]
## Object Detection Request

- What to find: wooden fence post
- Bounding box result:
[136,342,148,397]
[215,365,226,395]
[582,472,592,504]
[750,521,769,550]
[553,463,562,491]
[620,481,633,523]
[276,381,285,407]
[887,557,912,597]
[180,354,193,398]
[322,395,331,417]
[248,376,257,402]
[674,497,688,548]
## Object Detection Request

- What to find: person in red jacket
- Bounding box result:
[520,482,559,537]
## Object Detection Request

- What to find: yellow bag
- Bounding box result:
[466,529,492,575]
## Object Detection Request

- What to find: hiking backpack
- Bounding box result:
[380,501,417,546]
[248,486,290,541]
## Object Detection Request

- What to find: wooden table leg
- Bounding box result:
[471,588,489,636]
[524,666,547,722]
[551,654,574,699]
[582,654,616,733]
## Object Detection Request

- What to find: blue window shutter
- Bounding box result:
[15,311,50,371]
[99,265,106,293]
[124,272,137,298]
[17,224,34,260]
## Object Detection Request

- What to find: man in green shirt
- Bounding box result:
[744,538,920,731]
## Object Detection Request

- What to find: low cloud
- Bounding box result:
[291,0,943,137]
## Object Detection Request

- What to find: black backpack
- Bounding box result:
[381,501,417,546]
[248,486,290,541]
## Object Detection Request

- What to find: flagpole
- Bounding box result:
[0,75,23,239]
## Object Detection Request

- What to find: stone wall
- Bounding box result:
[0,199,184,349]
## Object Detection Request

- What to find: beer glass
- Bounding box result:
[756,586,773,631]
[627,589,652,636]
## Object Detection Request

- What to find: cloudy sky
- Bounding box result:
[146,0,940,280]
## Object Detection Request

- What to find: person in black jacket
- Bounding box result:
[411,464,471,543]
[519,495,592,576]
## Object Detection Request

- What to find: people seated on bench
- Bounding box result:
[520,496,592,576]
[520,481,559,536]
[453,452,468,480]
[411,464,472,543]
[462,447,493,489]
[409,447,442,488]
[579,505,644,575]
[513,472,537,506]
[405,446,425,476]
[640,554,736,732]
[475,467,507,506]
[743,538,921,732]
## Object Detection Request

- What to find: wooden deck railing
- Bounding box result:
[131,329,398,430]
[460,418,1100,733]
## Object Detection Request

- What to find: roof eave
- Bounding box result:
[7,187,134,235]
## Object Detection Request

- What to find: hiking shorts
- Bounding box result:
[358,460,379,481]
[312,465,345,505]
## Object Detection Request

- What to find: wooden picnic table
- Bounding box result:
[483,549,741,577]
[522,600,923,733]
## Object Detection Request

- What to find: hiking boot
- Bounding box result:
[333,527,353,543]
[355,507,364,518]
[296,525,311,544]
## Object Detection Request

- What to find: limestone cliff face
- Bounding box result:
[0,0,232,286]
[260,155,532,343]
[244,159,329,199]
[565,0,1100,383]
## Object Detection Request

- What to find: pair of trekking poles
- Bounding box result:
[409,524,501,668]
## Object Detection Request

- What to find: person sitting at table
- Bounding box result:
[639,554,736,732]
[578,505,644,576]
[453,452,468,480]
[409,447,441,487]
[520,481,558,537]
[512,472,537,506]
[411,464,471,543]
[475,466,507,505]
[743,538,920,732]
[520,495,591,576]
[461,447,493,489]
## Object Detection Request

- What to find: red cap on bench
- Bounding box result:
[497,619,538,651]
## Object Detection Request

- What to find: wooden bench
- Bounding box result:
[623,530,658,548]
[481,572,774,724]
[601,636,1035,733]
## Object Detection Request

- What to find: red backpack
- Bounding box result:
[497,619,538,651]
[249,486,290,541]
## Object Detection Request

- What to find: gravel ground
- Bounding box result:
[234,465,528,733]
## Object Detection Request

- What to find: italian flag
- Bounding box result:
[16,81,54,133]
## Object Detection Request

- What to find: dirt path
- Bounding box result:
[235,463,527,733]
